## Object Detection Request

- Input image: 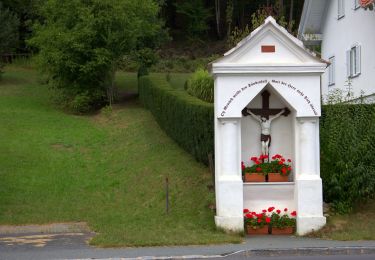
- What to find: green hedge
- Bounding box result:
[320,104,375,213]
[139,75,214,165]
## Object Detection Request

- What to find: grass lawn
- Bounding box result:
[0,66,241,246]
[308,200,375,240]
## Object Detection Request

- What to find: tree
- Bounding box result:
[29,0,166,111]
[0,3,20,77]
[175,0,212,40]
[215,0,221,38]
[2,0,45,53]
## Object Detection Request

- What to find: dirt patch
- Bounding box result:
[0,222,91,235]
[50,143,74,152]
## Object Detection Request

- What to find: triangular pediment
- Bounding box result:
[213,17,326,67]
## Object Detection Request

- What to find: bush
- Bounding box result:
[186,69,214,103]
[321,104,375,213]
[139,75,214,165]
[29,0,165,111]
[149,55,220,73]
[70,92,93,114]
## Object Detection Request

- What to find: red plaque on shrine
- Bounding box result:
[261,45,275,53]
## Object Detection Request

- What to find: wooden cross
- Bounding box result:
[241,90,290,119]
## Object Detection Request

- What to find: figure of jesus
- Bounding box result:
[245,108,287,161]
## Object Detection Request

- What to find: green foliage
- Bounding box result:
[227,4,295,48]
[321,104,375,213]
[227,25,250,48]
[0,3,20,55]
[0,3,20,77]
[186,69,214,103]
[149,55,220,73]
[137,66,149,79]
[70,91,92,114]
[29,0,165,112]
[175,0,212,39]
[270,212,296,229]
[136,48,159,68]
[139,75,214,165]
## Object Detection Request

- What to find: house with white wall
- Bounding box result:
[298,0,375,102]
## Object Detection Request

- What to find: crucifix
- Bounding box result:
[242,90,290,162]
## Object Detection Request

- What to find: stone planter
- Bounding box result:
[268,173,289,182]
[246,225,269,235]
[244,173,266,182]
[271,227,294,235]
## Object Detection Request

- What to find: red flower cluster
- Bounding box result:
[250,154,268,165]
[244,207,297,229]
[243,154,293,176]
[243,209,270,224]
[271,154,292,175]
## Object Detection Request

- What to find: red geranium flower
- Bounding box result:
[255,161,260,165]
[278,161,283,165]
[245,213,252,218]
[287,159,291,162]
[291,211,297,217]
[281,167,287,175]
[250,157,258,162]
[257,219,262,223]
[243,209,249,213]
[262,209,267,213]
[266,217,271,223]
[256,167,262,172]
[287,167,291,171]
[284,208,288,212]
[276,209,281,214]
[268,207,275,212]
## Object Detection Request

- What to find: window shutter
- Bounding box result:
[332,57,335,84]
[356,45,361,75]
[346,50,351,77]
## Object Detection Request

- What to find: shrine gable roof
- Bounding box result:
[210,16,327,74]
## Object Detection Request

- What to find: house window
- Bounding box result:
[354,0,360,9]
[328,56,335,86]
[338,0,345,19]
[347,45,361,78]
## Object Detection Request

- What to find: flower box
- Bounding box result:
[246,225,269,235]
[271,227,294,235]
[244,173,266,182]
[268,173,289,182]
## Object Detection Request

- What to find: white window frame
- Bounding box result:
[354,0,360,10]
[346,44,361,78]
[338,0,345,19]
[328,56,335,86]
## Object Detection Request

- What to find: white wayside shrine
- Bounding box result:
[210,17,327,235]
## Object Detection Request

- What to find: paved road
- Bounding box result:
[1,232,375,260]
[216,255,375,260]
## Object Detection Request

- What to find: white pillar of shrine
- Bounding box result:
[214,118,244,232]
[295,117,326,235]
